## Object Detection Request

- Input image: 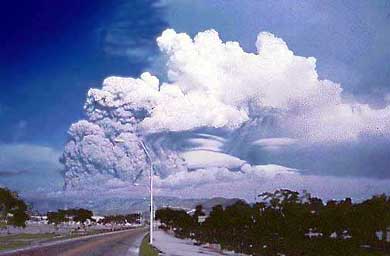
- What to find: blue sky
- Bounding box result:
[0,0,166,147]
[1,0,390,202]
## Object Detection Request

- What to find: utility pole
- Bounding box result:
[140,141,154,245]
[114,138,154,244]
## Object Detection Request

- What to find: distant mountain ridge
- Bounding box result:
[200,197,243,213]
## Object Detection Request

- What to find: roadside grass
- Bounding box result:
[0,229,112,252]
[139,234,159,256]
[0,233,58,251]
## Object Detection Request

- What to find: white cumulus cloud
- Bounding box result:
[84,28,390,141]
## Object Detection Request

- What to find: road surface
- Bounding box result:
[1,228,147,256]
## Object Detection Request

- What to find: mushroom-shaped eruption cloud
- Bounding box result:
[61,28,390,197]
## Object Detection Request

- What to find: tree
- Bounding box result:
[72,208,93,223]
[0,187,29,227]
[47,211,67,225]
[193,204,205,222]
[155,207,195,238]
[203,205,225,244]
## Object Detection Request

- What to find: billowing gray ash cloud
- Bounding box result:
[60,29,390,201]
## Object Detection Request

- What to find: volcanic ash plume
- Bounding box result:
[61,28,390,195]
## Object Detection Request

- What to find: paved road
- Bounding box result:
[1,228,147,256]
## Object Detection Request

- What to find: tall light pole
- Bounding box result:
[140,140,154,245]
[114,138,154,244]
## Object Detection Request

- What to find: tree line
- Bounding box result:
[1,186,142,228]
[98,213,141,225]
[46,210,144,227]
[47,208,94,225]
[156,189,390,256]
[1,187,96,228]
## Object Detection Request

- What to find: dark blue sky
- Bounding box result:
[0,0,167,148]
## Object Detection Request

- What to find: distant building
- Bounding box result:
[198,215,206,224]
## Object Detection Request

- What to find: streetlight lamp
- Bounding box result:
[114,138,154,244]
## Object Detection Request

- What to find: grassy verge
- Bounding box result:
[0,229,112,252]
[139,234,159,256]
[0,233,59,251]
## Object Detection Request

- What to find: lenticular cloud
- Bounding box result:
[61,29,390,192]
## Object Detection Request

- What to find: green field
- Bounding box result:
[0,233,60,251]
[0,229,107,252]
